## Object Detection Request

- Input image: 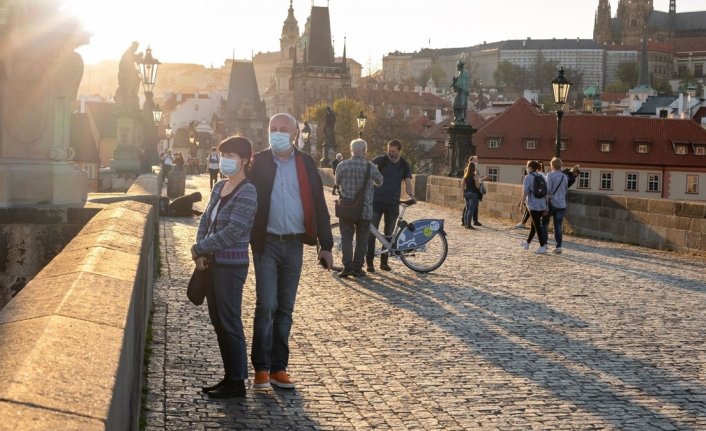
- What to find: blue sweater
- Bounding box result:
[195,180,257,266]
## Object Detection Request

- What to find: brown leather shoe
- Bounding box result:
[269,370,295,389]
[253,370,271,389]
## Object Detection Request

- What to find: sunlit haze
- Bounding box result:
[65,0,705,73]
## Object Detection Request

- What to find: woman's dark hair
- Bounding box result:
[218,136,253,176]
[526,160,540,172]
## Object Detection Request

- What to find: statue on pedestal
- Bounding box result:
[115,41,143,112]
[451,60,469,125]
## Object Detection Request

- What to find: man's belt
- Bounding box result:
[266,233,307,242]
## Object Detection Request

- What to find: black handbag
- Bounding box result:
[187,266,212,305]
[334,164,371,221]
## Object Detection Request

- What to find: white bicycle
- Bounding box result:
[328,199,448,273]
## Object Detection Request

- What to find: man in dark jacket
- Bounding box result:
[248,113,333,391]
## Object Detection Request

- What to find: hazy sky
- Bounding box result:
[66,0,705,73]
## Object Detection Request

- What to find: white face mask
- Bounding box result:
[269,132,292,153]
[219,157,240,177]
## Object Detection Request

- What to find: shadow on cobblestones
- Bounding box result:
[348,275,706,429]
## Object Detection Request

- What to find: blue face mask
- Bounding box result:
[219,157,240,177]
[269,132,292,153]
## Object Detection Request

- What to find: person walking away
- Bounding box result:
[366,139,415,273]
[543,157,569,254]
[331,153,343,195]
[160,149,173,183]
[191,136,257,398]
[462,157,480,230]
[335,139,383,277]
[207,147,221,189]
[519,160,550,253]
[248,113,333,390]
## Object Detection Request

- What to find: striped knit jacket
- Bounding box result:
[194,179,257,266]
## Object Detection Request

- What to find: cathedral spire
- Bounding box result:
[669,0,676,14]
[638,31,650,87]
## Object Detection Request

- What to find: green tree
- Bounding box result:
[493,60,518,89]
[654,78,674,96]
[615,62,639,88]
[606,81,629,93]
[304,98,367,157]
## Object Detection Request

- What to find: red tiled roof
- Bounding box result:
[670,36,706,54]
[474,98,706,168]
[422,111,486,140]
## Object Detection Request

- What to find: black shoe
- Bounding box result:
[465,224,476,230]
[379,262,392,271]
[366,264,375,273]
[338,268,354,278]
[353,269,366,277]
[202,378,226,393]
[473,222,482,226]
[207,380,246,399]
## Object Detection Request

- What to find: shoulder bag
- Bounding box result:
[334,164,371,221]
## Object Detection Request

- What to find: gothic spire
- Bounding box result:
[638,30,650,87]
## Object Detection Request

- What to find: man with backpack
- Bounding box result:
[518,160,549,253]
[207,147,220,189]
[543,157,569,254]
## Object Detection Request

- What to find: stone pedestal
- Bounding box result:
[445,124,476,177]
[0,160,87,208]
[166,171,185,199]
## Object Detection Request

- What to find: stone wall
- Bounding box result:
[426,176,706,255]
[0,200,157,430]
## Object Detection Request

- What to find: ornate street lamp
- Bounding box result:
[551,66,572,158]
[356,111,367,138]
[137,46,161,95]
[165,124,172,150]
[152,105,163,126]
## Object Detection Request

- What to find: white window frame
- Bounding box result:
[524,139,537,150]
[686,175,699,194]
[636,144,650,154]
[600,142,612,152]
[600,171,613,190]
[625,172,638,191]
[577,171,590,189]
[674,144,688,155]
[487,138,500,149]
[647,173,661,192]
[694,146,706,156]
[486,167,499,182]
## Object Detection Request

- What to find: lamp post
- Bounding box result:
[301,121,312,155]
[551,66,572,159]
[165,124,172,150]
[152,105,163,127]
[356,111,367,138]
[137,46,161,98]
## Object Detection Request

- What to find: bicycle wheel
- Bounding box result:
[399,232,448,273]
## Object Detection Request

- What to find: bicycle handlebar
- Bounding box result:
[400,198,417,206]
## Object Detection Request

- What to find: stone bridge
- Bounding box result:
[144,174,706,430]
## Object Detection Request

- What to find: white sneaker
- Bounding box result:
[514,223,525,229]
[554,247,563,254]
[520,241,530,250]
[536,245,548,254]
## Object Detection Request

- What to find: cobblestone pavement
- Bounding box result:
[145,173,706,430]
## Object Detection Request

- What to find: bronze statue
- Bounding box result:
[451,60,469,125]
[115,41,143,111]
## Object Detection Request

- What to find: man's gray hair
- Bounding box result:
[269,113,297,128]
[350,138,367,156]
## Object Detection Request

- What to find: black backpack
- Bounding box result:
[531,173,548,198]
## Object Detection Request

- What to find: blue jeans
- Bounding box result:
[206,265,249,381]
[463,191,479,227]
[543,206,566,247]
[252,239,303,373]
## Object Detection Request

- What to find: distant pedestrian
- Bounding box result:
[515,168,530,229]
[464,155,489,227]
[519,160,549,253]
[174,152,185,172]
[160,149,173,183]
[331,153,343,195]
[543,157,569,254]
[191,136,257,399]
[462,157,480,230]
[335,139,383,277]
[562,164,581,188]
[207,146,220,189]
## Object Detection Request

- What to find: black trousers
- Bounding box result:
[366,202,399,265]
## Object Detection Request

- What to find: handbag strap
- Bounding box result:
[551,174,565,196]
[354,163,372,200]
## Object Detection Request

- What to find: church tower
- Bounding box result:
[270,1,299,114]
[617,0,653,45]
[594,0,613,45]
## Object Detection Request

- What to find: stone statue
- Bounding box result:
[115,41,143,112]
[324,106,336,147]
[451,59,470,125]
